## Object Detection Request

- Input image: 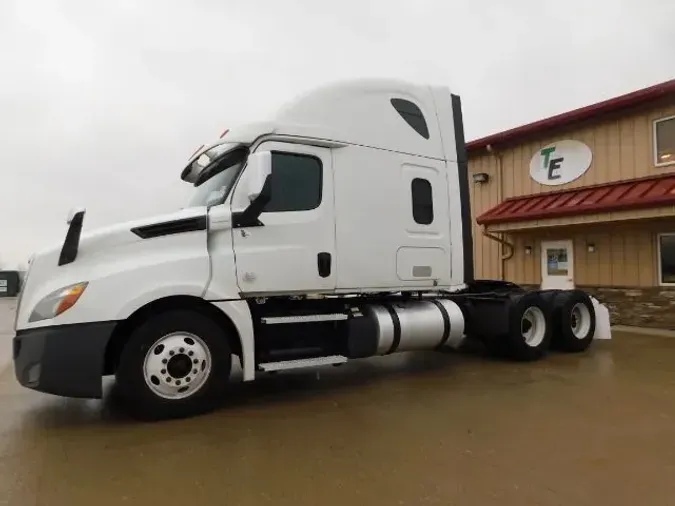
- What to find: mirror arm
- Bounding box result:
[232,178,272,229]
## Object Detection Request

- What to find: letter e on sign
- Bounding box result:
[529,140,593,186]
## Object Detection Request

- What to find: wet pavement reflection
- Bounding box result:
[3,311,675,504]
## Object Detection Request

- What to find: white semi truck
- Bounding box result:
[12,79,608,420]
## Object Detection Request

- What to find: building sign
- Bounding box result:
[529,140,593,186]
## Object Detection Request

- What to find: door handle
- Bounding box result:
[240,229,250,238]
[317,252,331,278]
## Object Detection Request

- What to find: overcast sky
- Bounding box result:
[1,0,674,267]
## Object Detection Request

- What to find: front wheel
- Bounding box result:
[116,309,232,420]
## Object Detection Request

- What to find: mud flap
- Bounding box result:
[591,297,612,340]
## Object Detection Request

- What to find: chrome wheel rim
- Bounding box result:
[521,306,547,347]
[142,332,212,400]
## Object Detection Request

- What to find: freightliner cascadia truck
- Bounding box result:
[12,79,610,420]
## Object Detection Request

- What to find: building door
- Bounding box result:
[541,240,574,289]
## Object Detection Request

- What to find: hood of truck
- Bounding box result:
[44,207,208,262]
[16,206,213,330]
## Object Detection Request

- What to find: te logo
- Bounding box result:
[540,146,563,181]
[529,140,592,186]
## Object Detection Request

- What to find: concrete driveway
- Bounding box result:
[2,299,675,505]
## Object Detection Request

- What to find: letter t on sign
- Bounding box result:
[540,147,556,170]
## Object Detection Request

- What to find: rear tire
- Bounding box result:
[480,292,552,361]
[116,309,232,421]
[503,292,552,361]
[549,290,596,353]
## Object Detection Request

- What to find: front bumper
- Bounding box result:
[13,321,116,399]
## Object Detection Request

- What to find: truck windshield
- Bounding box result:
[187,145,248,208]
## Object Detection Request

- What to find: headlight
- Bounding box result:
[28,282,88,323]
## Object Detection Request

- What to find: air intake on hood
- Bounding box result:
[130,216,208,239]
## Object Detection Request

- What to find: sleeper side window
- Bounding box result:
[391,98,430,139]
[264,152,323,212]
[411,178,434,225]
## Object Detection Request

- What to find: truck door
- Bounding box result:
[230,141,336,296]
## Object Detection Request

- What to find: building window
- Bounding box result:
[658,234,675,285]
[411,178,434,224]
[391,98,430,139]
[546,248,569,276]
[264,152,323,212]
[654,116,675,166]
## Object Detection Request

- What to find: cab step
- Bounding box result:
[258,355,348,372]
[261,313,349,324]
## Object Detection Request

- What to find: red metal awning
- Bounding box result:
[476,174,675,226]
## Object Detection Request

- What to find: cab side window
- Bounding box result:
[265,152,323,212]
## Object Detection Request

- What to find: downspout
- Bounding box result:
[484,144,513,279]
[481,225,514,262]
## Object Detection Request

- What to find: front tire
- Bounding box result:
[116,309,232,420]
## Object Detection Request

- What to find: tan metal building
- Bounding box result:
[467,79,675,329]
